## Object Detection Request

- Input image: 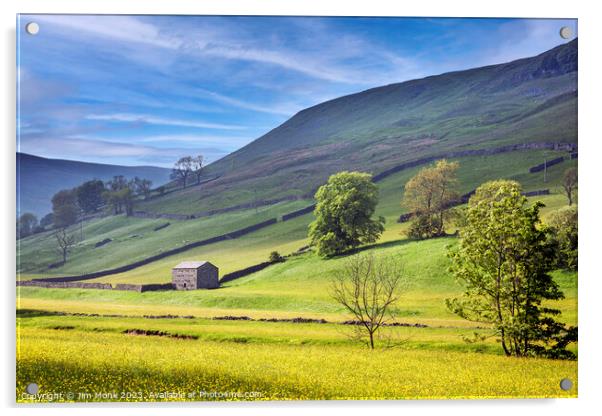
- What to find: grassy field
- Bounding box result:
[17,148,576,281]
[16,199,311,278]
[17,226,578,402]
[16,150,578,402]
[17,234,577,326]
[17,317,577,402]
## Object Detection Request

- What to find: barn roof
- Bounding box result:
[173,261,211,269]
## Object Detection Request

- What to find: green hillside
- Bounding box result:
[17,40,578,283]
[18,147,576,280]
[134,39,577,216]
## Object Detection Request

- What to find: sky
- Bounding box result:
[17,15,577,167]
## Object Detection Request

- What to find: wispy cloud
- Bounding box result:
[18,15,576,168]
[86,113,245,130]
[136,133,251,149]
[22,136,228,167]
[197,88,303,116]
[198,43,364,84]
[484,19,577,66]
[33,14,181,50]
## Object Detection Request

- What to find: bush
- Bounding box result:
[407,215,442,240]
[547,206,578,271]
[269,251,285,263]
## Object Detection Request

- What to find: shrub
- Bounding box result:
[269,251,285,263]
[547,206,578,271]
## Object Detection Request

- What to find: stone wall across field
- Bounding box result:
[281,204,316,221]
[32,218,278,284]
[529,157,565,173]
[397,189,550,223]
[220,261,275,284]
[373,142,576,183]
[114,283,174,292]
[17,280,174,292]
[17,280,113,290]
[133,195,305,221]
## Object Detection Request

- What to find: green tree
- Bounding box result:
[103,176,137,215]
[76,179,105,214]
[51,189,79,228]
[447,180,576,359]
[268,251,285,263]
[40,213,54,228]
[403,159,459,239]
[133,177,153,200]
[192,155,204,185]
[309,171,384,257]
[171,156,193,189]
[547,206,578,271]
[16,212,38,239]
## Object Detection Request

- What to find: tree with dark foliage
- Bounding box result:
[192,155,204,185]
[133,177,153,200]
[76,179,105,214]
[51,189,79,228]
[17,212,38,239]
[171,156,194,189]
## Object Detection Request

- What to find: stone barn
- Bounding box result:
[172,261,219,290]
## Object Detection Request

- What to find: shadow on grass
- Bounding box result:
[329,234,457,260]
[16,309,64,318]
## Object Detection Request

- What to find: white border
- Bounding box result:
[2,1,601,415]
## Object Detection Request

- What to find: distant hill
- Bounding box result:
[17,153,171,217]
[138,39,577,215]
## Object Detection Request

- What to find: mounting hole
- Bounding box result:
[560,378,573,391]
[559,26,572,40]
[25,22,39,35]
[26,382,39,394]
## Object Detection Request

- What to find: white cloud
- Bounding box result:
[478,19,577,67]
[32,15,181,50]
[196,88,303,116]
[131,133,252,149]
[86,113,245,130]
[22,136,228,167]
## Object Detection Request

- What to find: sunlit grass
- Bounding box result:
[17,325,577,402]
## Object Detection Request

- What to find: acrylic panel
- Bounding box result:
[16,15,578,402]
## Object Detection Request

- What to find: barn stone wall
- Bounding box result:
[196,265,219,289]
[172,269,197,290]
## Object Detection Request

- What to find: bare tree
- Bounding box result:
[562,167,578,206]
[55,227,76,264]
[192,155,204,185]
[331,253,404,349]
[171,156,194,189]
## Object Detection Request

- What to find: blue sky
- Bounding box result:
[17,15,577,167]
